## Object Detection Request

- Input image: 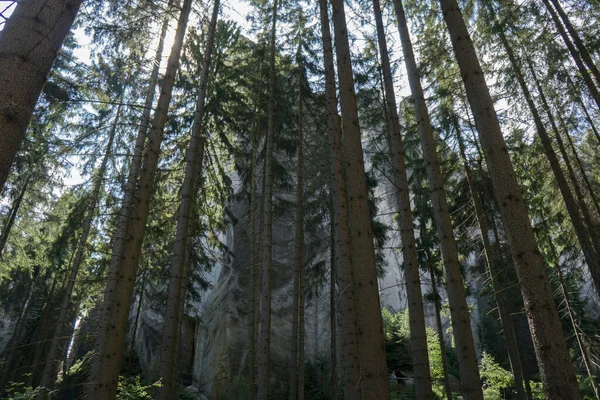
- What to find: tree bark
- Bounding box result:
[318,1,362,397]
[438,0,581,396]
[290,43,305,400]
[27,274,61,388]
[122,0,174,212]
[298,281,306,400]
[543,218,600,400]
[567,74,600,145]
[297,160,306,400]
[257,1,278,397]
[394,1,482,398]
[87,2,193,398]
[372,1,433,398]
[454,118,526,400]
[488,4,600,296]
[0,0,82,191]
[488,207,534,400]
[249,114,260,400]
[0,175,30,258]
[329,214,338,400]
[38,103,122,398]
[157,1,218,397]
[553,106,600,218]
[254,137,268,399]
[129,267,147,355]
[428,264,453,400]
[329,0,390,397]
[526,59,600,276]
[546,0,600,87]
[540,0,600,109]
[0,265,41,393]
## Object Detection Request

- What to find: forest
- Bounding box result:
[0,0,599,398]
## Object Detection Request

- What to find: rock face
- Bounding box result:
[0,317,15,356]
[129,178,485,398]
[374,180,483,356]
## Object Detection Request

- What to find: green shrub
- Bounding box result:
[116,376,161,400]
[221,376,250,400]
[577,375,599,400]
[4,382,40,400]
[479,351,513,398]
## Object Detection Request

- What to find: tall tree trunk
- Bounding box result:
[373,1,433,398]
[426,256,452,400]
[394,1,482,398]
[249,115,260,400]
[253,137,268,399]
[297,159,306,400]
[257,1,278,397]
[553,106,600,218]
[59,304,80,380]
[580,101,600,145]
[27,274,60,387]
[0,265,41,393]
[454,118,526,400]
[87,2,193,398]
[488,206,534,400]
[438,0,581,396]
[38,103,122,398]
[542,218,600,400]
[157,1,218,397]
[567,74,600,145]
[102,7,172,370]
[318,1,362,397]
[0,0,82,191]
[527,60,600,263]
[546,0,600,86]
[488,4,600,296]
[329,1,390,397]
[298,270,306,400]
[329,213,338,400]
[129,267,147,355]
[297,259,306,400]
[290,228,300,400]
[290,44,305,400]
[0,175,30,258]
[539,0,600,109]
[123,0,174,210]
[512,323,535,400]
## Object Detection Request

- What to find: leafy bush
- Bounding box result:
[382,308,412,374]
[578,375,599,400]
[4,382,41,400]
[221,375,250,400]
[480,351,513,399]
[116,376,161,400]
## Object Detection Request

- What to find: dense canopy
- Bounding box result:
[0,0,599,399]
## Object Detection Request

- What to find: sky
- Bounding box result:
[0,1,15,25]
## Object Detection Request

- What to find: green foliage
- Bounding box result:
[2,0,600,396]
[426,327,446,382]
[578,375,600,400]
[52,351,94,399]
[382,308,412,373]
[4,382,41,400]
[479,351,514,399]
[220,376,250,400]
[390,383,416,399]
[382,309,459,399]
[303,356,333,400]
[116,376,161,400]
[529,381,545,399]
